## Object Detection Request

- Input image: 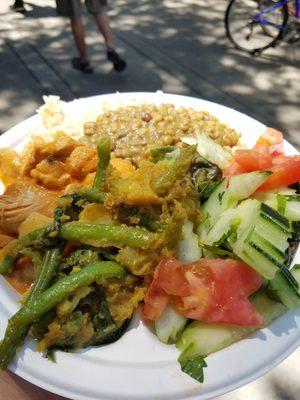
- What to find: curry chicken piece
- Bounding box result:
[0,148,21,186]
[20,133,78,176]
[18,134,98,189]
[30,157,72,189]
[0,180,57,234]
[66,146,97,179]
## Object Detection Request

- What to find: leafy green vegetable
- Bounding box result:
[179,355,207,383]
[151,145,197,195]
[0,261,126,369]
[198,180,223,204]
[203,244,238,259]
[62,249,99,269]
[150,146,178,163]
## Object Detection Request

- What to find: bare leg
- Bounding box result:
[94,11,114,50]
[70,16,89,63]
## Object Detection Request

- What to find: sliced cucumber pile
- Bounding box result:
[264,193,300,239]
[229,200,291,280]
[268,267,300,309]
[200,173,300,304]
[199,171,271,243]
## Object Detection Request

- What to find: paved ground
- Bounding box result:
[0,0,300,147]
[0,1,299,399]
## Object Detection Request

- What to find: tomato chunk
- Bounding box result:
[254,127,283,155]
[142,258,263,326]
[257,155,300,191]
[234,147,272,171]
[225,127,300,190]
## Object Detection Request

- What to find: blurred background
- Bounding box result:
[0,0,299,147]
[0,1,299,399]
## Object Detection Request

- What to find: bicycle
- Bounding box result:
[225,0,300,54]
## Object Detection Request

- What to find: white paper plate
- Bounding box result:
[0,92,299,400]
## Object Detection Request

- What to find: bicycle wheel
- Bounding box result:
[225,0,288,54]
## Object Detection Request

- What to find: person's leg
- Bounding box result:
[70,16,89,64]
[93,10,114,50]
[64,0,93,72]
[93,10,127,71]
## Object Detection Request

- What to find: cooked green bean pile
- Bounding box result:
[0,136,200,369]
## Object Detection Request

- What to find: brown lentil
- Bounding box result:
[82,104,240,165]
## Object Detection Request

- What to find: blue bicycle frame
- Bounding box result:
[252,0,300,31]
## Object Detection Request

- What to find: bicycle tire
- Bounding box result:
[225,0,288,54]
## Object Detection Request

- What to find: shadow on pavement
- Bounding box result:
[0,0,299,149]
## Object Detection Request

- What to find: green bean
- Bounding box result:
[60,222,159,249]
[152,145,197,194]
[0,247,62,369]
[78,188,105,204]
[0,256,17,275]
[93,136,111,192]
[26,247,62,304]
[20,248,43,276]
[0,228,49,276]
[79,136,111,203]
[0,261,126,369]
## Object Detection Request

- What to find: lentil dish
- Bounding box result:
[81,104,240,164]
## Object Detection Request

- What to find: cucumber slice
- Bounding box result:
[199,172,271,243]
[229,199,292,280]
[176,291,286,361]
[204,208,240,246]
[255,192,300,221]
[177,322,252,361]
[228,171,271,201]
[292,265,300,288]
[178,220,201,263]
[155,304,187,344]
[268,269,300,309]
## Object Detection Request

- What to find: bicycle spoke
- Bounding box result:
[225,0,288,53]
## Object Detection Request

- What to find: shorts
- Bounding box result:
[56,0,108,17]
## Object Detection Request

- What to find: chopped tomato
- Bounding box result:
[223,160,246,177]
[156,258,190,297]
[142,285,168,321]
[142,258,189,320]
[142,258,263,326]
[225,127,300,190]
[254,127,283,155]
[258,155,300,191]
[234,147,272,171]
